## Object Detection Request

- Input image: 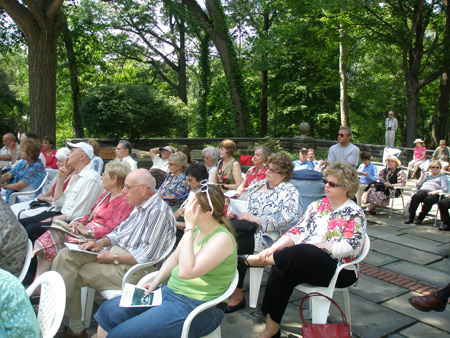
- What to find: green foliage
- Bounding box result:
[80,84,187,141]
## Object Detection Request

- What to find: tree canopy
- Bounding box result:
[1,0,449,147]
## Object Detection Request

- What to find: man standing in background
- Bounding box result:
[385,110,398,147]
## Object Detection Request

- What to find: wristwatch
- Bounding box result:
[184,227,194,233]
[88,229,93,237]
[113,254,119,265]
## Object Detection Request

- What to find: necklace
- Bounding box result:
[266,181,274,190]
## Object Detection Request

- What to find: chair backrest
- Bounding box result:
[18,239,33,282]
[9,173,48,206]
[121,236,177,289]
[26,271,66,338]
[181,270,239,338]
[382,147,401,164]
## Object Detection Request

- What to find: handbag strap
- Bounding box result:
[85,192,110,223]
[299,292,348,324]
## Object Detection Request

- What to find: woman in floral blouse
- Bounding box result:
[158,152,190,209]
[241,161,366,338]
[224,152,302,313]
[236,145,271,193]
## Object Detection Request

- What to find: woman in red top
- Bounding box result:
[41,135,57,169]
[237,145,271,193]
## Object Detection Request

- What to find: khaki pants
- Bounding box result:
[52,246,147,321]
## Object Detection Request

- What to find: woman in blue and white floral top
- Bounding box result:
[158,152,190,210]
[242,161,366,338]
[224,152,302,313]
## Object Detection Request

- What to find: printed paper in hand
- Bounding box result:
[229,199,248,216]
[119,283,162,307]
[64,242,98,255]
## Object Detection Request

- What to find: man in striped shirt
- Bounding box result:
[52,169,176,338]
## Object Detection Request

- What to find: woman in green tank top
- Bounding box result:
[95,183,237,338]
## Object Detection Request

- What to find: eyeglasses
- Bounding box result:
[168,162,176,166]
[431,166,440,169]
[199,179,214,215]
[267,167,283,175]
[323,179,342,188]
[337,133,347,137]
[123,184,144,191]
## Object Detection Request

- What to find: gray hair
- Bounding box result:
[55,147,70,161]
[339,126,352,137]
[119,140,132,156]
[255,145,272,163]
[202,146,220,161]
[169,152,189,171]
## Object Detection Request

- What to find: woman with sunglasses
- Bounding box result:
[364,156,406,215]
[404,160,448,225]
[224,152,301,313]
[94,184,237,338]
[240,161,366,338]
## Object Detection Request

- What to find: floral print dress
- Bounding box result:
[159,172,190,209]
[286,197,366,265]
[216,159,236,185]
[365,168,406,207]
[241,180,302,252]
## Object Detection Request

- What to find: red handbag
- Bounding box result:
[300,292,351,338]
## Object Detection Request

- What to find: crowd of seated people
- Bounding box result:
[5,132,450,338]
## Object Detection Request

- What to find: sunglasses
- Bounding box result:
[431,166,440,169]
[323,179,342,188]
[337,133,347,137]
[199,179,214,215]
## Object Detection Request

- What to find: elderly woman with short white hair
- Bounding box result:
[158,152,190,209]
[202,146,220,182]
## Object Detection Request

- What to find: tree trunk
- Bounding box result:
[339,37,349,127]
[432,0,450,147]
[405,83,419,145]
[260,69,268,137]
[177,19,188,105]
[0,0,64,140]
[183,0,250,136]
[62,17,84,138]
[197,33,210,137]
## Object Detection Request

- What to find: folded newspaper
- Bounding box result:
[119,283,162,307]
[64,242,99,255]
[419,160,431,171]
[229,199,248,216]
[42,219,83,238]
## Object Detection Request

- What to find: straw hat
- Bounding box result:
[413,138,424,145]
[385,156,401,167]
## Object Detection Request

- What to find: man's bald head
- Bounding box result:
[123,169,156,206]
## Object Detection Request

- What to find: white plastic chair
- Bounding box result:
[9,173,48,206]
[295,233,370,331]
[26,271,66,338]
[82,236,176,328]
[387,186,406,218]
[18,239,33,282]
[136,269,239,338]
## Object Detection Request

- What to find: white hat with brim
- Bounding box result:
[413,138,424,145]
[67,142,94,159]
[385,156,401,167]
[159,146,173,153]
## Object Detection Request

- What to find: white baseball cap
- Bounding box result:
[67,142,94,159]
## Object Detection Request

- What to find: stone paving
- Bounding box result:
[83,181,449,338]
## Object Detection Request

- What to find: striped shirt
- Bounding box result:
[106,193,176,264]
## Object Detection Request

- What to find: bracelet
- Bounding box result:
[184,227,194,233]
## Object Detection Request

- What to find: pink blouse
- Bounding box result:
[414,146,427,160]
[76,192,134,239]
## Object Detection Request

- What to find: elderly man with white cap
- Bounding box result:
[149,145,174,173]
[19,142,103,242]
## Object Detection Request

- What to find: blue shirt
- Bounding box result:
[357,162,378,185]
[293,160,314,171]
[5,159,46,203]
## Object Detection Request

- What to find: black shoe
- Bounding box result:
[224,297,246,313]
[404,219,414,224]
[415,219,423,225]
